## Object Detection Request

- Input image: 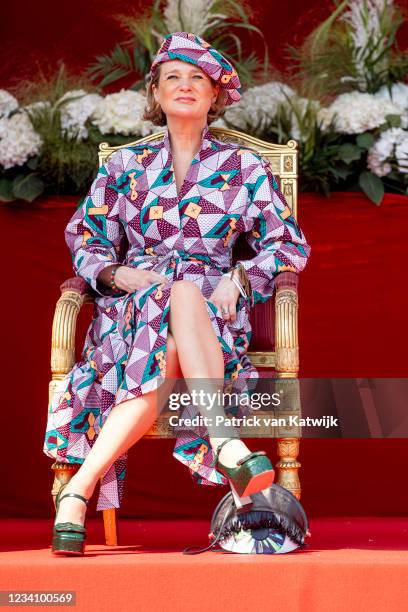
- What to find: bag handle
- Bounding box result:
[183,503,234,555]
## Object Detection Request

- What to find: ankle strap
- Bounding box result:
[236,450,266,466]
[59,492,89,506]
[215,437,240,460]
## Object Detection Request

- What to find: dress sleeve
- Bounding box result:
[236,154,311,306]
[64,151,127,297]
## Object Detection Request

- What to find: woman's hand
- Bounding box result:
[208,275,241,322]
[99,265,167,294]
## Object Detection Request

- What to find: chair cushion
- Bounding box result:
[60,277,92,296]
[249,301,275,351]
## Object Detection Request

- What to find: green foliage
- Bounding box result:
[1,4,406,206]
[226,92,408,204]
[27,104,99,195]
[0,178,16,202]
[9,61,100,106]
[88,43,150,91]
[12,174,45,202]
[337,143,362,163]
[287,0,408,98]
[1,63,108,203]
[87,0,271,91]
[356,133,375,149]
[0,172,46,204]
[254,97,357,195]
[359,171,384,205]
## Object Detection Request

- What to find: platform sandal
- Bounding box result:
[51,483,89,556]
[214,438,275,511]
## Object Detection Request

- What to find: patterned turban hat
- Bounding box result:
[149,31,242,106]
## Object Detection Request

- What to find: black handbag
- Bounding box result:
[183,483,310,555]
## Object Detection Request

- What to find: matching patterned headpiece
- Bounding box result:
[149,31,242,106]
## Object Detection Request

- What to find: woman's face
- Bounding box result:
[152,59,220,122]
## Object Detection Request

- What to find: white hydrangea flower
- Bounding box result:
[224,82,297,132]
[91,89,159,136]
[367,127,408,176]
[0,90,19,118]
[374,83,408,112]
[210,117,227,128]
[57,89,102,140]
[318,91,406,134]
[223,82,319,141]
[0,112,42,169]
[395,133,408,174]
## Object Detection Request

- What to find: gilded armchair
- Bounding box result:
[49,127,302,546]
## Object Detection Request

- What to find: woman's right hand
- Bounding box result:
[104,265,167,293]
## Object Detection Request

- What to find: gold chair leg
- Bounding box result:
[103,509,118,546]
[51,461,78,510]
[51,463,118,545]
[276,438,301,500]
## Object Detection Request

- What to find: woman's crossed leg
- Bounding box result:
[54,280,251,525]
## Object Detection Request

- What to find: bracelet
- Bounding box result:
[221,268,247,299]
[110,264,122,293]
[231,275,247,299]
[221,263,253,303]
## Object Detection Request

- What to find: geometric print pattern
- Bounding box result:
[43,122,311,511]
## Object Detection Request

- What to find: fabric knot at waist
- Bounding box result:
[127,249,231,274]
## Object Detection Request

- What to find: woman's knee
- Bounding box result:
[170,279,203,304]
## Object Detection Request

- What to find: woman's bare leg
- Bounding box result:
[169,280,253,467]
[55,280,251,526]
[54,332,182,526]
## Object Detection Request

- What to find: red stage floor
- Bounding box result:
[1,518,408,612]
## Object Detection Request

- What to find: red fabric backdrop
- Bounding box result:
[2,1,407,88]
[1,191,407,519]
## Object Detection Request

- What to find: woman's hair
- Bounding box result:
[143,63,227,126]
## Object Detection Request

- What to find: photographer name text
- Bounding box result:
[168,415,338,429]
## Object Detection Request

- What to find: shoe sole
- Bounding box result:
[52,534,86,556]
[240,469,275,498]
[52,549,85,556]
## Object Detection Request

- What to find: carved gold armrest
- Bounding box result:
[274,271,299,377]
[274,273,301,496]
[50,277,94,380]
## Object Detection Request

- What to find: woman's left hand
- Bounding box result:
[208,276,241,322]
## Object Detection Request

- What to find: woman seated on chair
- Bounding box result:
[45,31,311,556]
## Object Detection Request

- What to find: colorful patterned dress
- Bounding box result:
[43,123,311,511]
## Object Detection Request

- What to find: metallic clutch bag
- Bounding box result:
[183,483,310,555]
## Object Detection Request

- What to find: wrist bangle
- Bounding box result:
[222,263,252,303]
[110,265,122,293]
[231,275,247,299]
[221,270,247,299]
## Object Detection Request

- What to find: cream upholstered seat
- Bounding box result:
[49,128,303,546]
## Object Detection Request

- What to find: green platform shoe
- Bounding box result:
[215,439,275,506]
[52,483,89,556]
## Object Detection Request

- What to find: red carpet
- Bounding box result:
[1,518,408,611]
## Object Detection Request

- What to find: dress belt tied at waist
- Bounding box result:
[130,251,231,274]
